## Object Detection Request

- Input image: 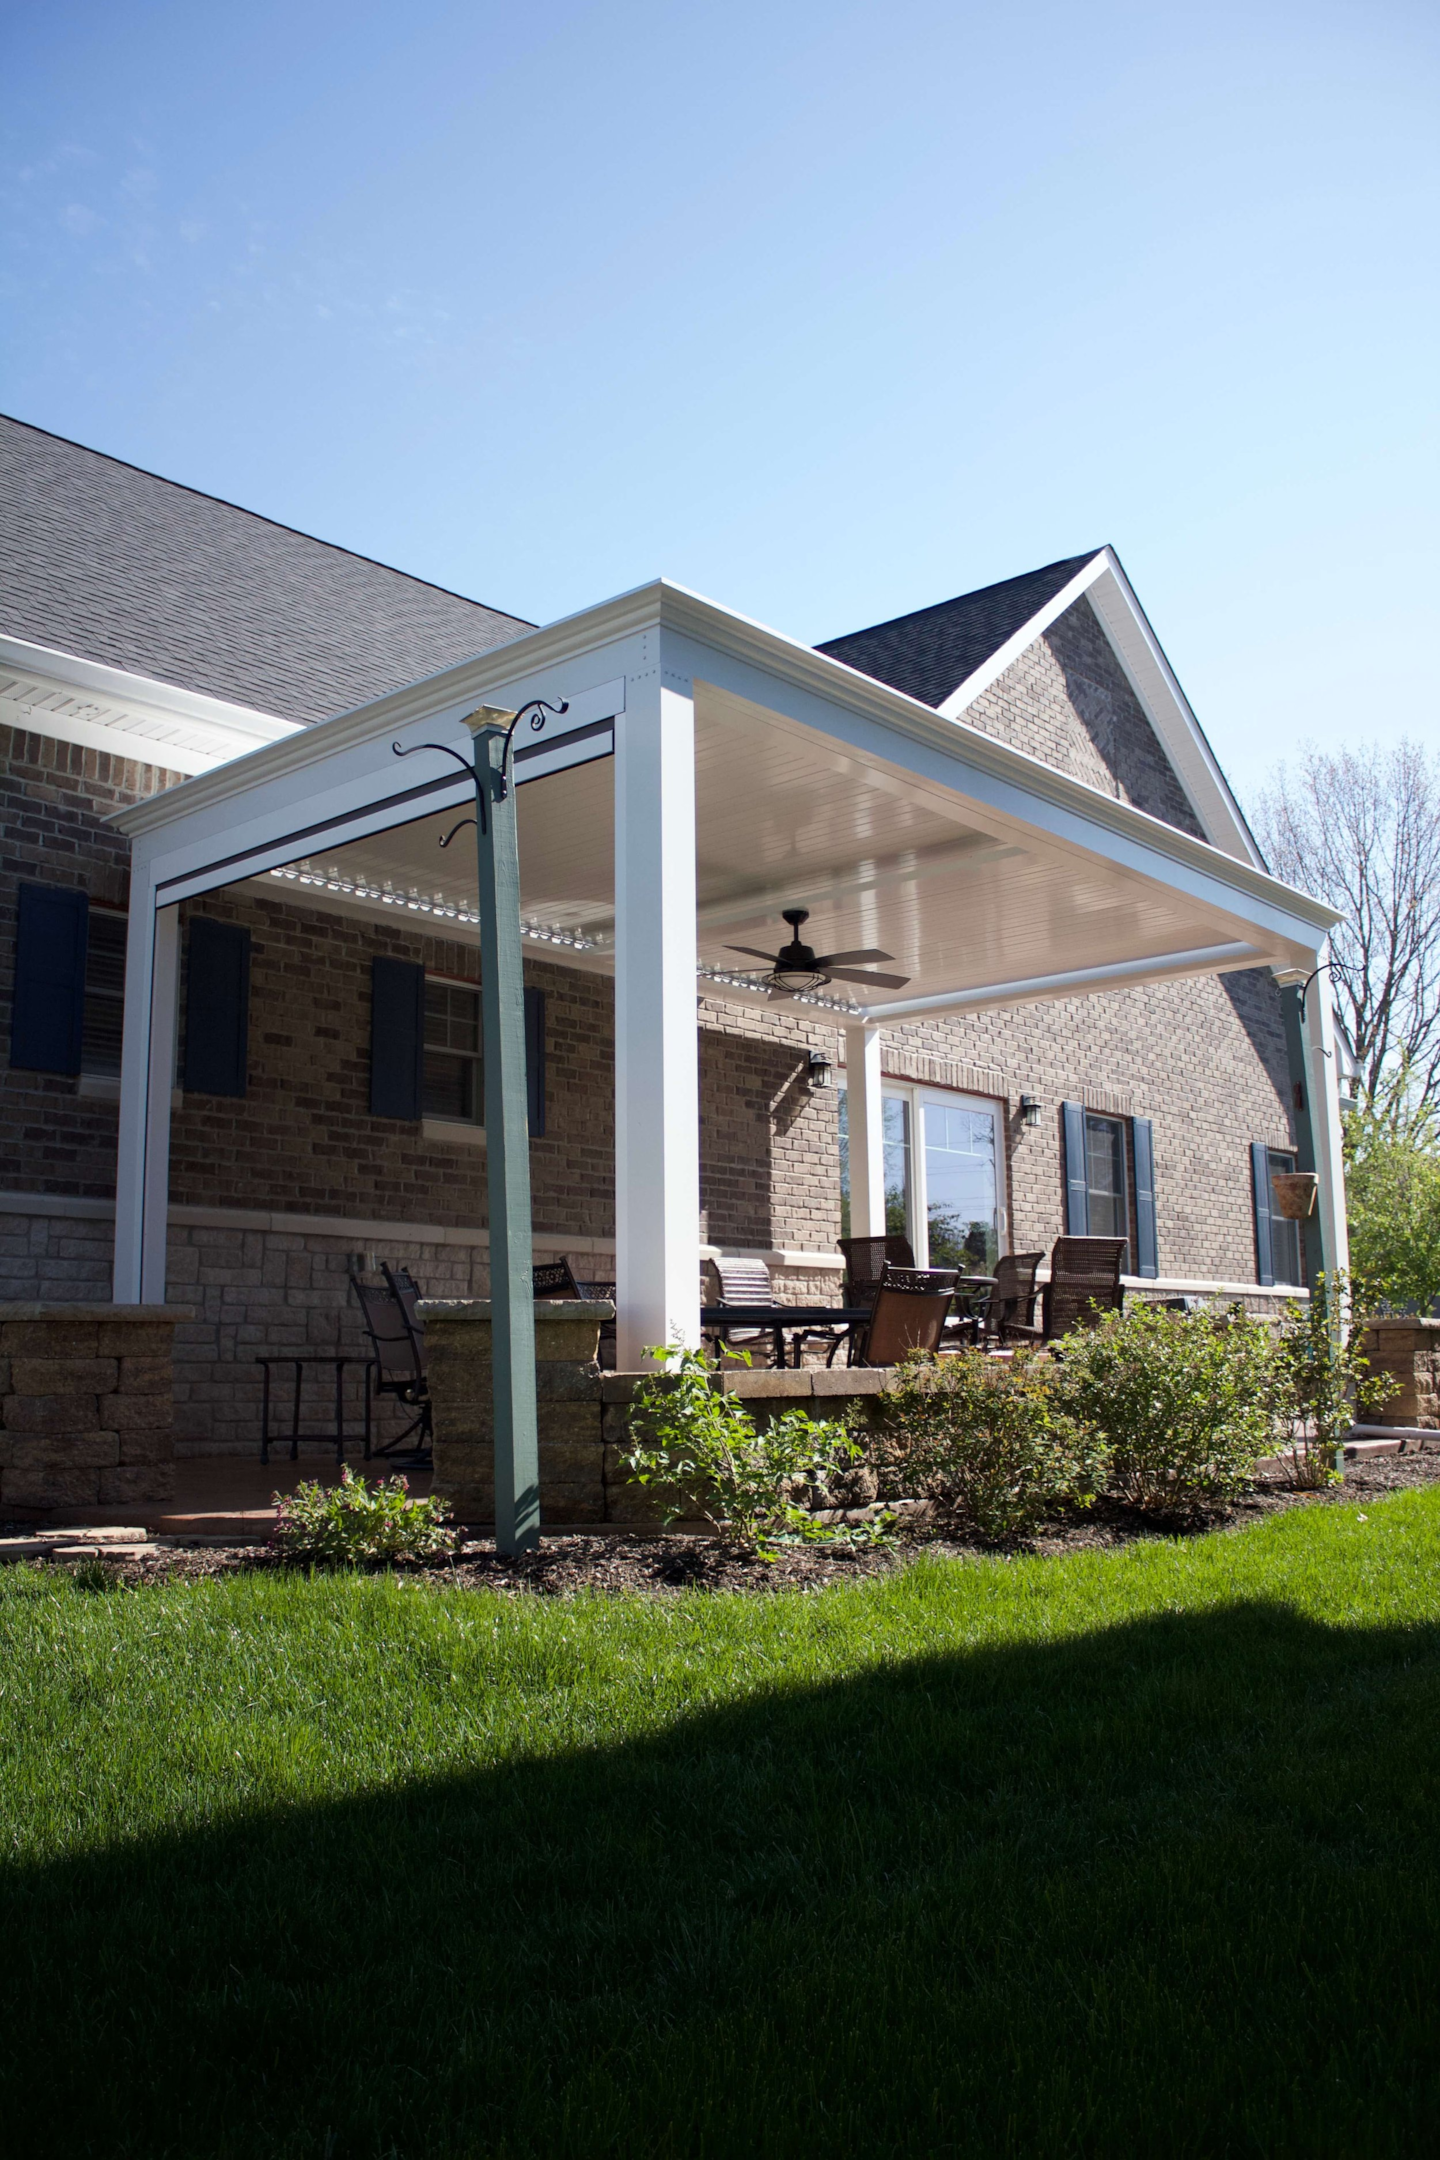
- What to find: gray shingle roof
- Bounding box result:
[816,550,1102,709]
[0,414,533,723]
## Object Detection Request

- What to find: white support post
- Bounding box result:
[844,1024,885,1239]
[614,661,700,1368]
[113,895,179,1304]
[1303,949,1350,1283]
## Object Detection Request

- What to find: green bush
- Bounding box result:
[880,1349,1106,1542]
[270,1466,456,1565]
[622,1346,874,1556]
[1271,1271,1395,1488]
[1054,1304,1276,1512]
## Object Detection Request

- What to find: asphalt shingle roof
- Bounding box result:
[0,415,533,723]
[816,550,1103,709]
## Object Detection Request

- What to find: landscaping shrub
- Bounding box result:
[623,1345,874,1555]
[1272,1271,1395,1488]
[879,1348,1106,1542]
[1054,1303,1275,1511]
[270,1466,456,1564]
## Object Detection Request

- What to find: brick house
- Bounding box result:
[0,415,1345,1452]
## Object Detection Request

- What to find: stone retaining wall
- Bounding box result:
[1359,1317,1440,1429]
[0,1303,189,1513]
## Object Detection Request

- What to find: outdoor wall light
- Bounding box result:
[808,1050,835,1089]
[1020,1094,1043,1128]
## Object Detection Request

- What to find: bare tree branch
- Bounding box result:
[1254,742,1440,1106]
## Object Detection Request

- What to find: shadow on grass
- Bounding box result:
[5,1600,1440,2158]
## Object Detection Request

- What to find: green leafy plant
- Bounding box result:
[1054,1303,1276,1513]
[1345,1070,1440,1315]
[270,1465,456,1565]
[621,1345,876,1556]
[879,1348,1106,1542]
[1271,1271,1396,1488]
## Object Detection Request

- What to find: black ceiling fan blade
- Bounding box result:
[824,967,911,990]
[812,947,894,968]
[724,945,783,963]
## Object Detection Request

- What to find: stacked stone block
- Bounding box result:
[0,1303,188,1511]
[1359,1318,1440,1428]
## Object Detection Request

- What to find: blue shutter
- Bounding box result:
[1251,1141,1275,1287]
[370,956,424,1120]
[184,917,250,1097]
[1062,1101,1089,1235]
[1132,1116,1158,1278]
[10,883,89,1074]
[524,985,546,1137]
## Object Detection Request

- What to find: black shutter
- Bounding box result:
[184,917,251,1097]
[10,883,89,1074]
[1062,1101,1089,1235]
[1132,1116,1158,1278]
[1251,1141,1275,1287]
[370,956,424,1120]
[524,985,546,1137]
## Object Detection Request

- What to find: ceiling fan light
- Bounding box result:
[768,967,829,994]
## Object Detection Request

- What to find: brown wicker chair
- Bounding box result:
[838,1234,917,1309]
[848,1265,957,1367]
[1042,1237,1127,1341]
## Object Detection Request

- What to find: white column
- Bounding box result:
[844,1024,885,1238]
[614,661,700,1368]
[113,895,179,1304]
[1303,947,1350,1282]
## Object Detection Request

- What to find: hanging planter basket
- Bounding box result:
[1271,1170,1319,1220]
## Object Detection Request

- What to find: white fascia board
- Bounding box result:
[936,551,1111,718]
[0,632,301,774]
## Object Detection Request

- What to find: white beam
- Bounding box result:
[1303,946,1350,1281]
[614,662,700,1367]
[844,1025,885,1239]
[857,943,1263,1025]
[113,892,179,1303]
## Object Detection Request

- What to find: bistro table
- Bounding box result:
[700,1303,873,1369]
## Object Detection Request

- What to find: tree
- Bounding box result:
[1344,1070,1440,1313]
[1255,742,1440,1106]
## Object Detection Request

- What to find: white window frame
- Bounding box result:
[841,1078,1008,1267]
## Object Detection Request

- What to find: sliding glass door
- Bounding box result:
[841,1083,1005,1269]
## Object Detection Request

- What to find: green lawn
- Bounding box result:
[3,1493,1439,2159]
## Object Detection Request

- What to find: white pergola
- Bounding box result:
[111,577,1344,1365]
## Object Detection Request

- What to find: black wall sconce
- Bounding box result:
[808,1050,834,1090]
[1020,1094,1042,1128]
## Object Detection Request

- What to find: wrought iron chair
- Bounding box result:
[848,1265,958,1367]
[532,1257,585,1299]
[968,1251,1046,1346]
[838,1234,917,1311]
[1041,1237,1128,1342]
[349,1271,432,1465]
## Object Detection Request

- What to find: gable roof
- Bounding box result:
[0,414,533,725]
[816,551,1101,709]
[818,547,1263,867]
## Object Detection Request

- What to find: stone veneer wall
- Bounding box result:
[1359,1318,1440,1429]
[0,1303,184,1511]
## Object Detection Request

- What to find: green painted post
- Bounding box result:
[467,714,539,1554]
[1280,984,1326,1290]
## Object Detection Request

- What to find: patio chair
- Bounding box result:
[1041,1236,1128,1342]
[848,1265,958,1368]
[949,1251,1046,1348]
[349,1271,432,1465]
[708,1254,778,1364]
[532,1257,585,1299]
[838,1234,917,1309]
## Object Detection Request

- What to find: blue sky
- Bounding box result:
[2,0,1435,803]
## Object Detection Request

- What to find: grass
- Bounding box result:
[3,1494,1439,2157]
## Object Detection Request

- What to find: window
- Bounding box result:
[1083,1112,1128,1242]
[1268,1149,1304,1287]
[81,909,126,1077]
[841,1081,1005,1269]
[423,979,483,1124]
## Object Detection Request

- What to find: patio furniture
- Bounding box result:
[838,1233,917,1310]
[709,1255,781,1363]
[1040,1236,1128,1342]
[349,1271,433,1465]
[939,1272,999,1349]
[256,1354,373,1466]
[700,1298,872,1369]
[847,1265,958,1367]
[964,1252,1046,1346]
[533,1257,617,1366]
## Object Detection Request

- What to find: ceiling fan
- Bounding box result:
[723,908,911,999]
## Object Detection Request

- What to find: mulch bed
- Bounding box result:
[12,1445,1440,1597]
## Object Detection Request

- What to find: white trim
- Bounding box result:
[0,632,301,775]
[422,1116,486,1147]
[860,943,1262,1025]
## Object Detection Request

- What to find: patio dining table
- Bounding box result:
[700,1302,872,1369]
